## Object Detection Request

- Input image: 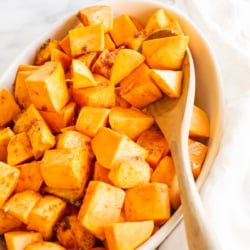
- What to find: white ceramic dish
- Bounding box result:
[0,0,223,249]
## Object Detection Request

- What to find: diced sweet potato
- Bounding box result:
[78,5,113,32]
[40,148,90,189]
[188,138,208,178]
[77,52,98,68]
[69,24,104,57]
[0,209,23,234]
[189,105,210,138]
[76,106,110,137]
[142,35,189,70]
[27,120,56,159]
[104,33,116,50]
[25,61,70,112]
[151,156,180,209]
[110,48,145,85]
[56,215,96,250]
[39,101,76,133]
[115,89,131,108]
[0,127,14,162]
[24,241,66,250]
[3,190,41,224]
[125,29,148,51]
[166,19,184,35]
[71,59,97,88]
[78,181,125,240]
[104,220,154,250]
[51,48,72,71]
[150,69,183,97]
[15,161,43,192]
[109,106,154,140]
[13,104,45,134]
[110,14,138,47]
[72,74,115,108]
[4,231,43,250]
[34,39,60,66]
[92,49,117,79]
[0,89,21,127]
[0,162,20,208]
[93,161,112,185]
[108,156,151,189]
[136,126,170,168]
[27,195,66,240]
[7,132,33,166]
[145,9,171,33]
[124,182,171,223]
[91,127,148,169]
[120,63,163,108]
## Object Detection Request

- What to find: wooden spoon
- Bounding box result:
[147,30,221,250]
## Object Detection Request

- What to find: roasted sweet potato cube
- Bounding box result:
[124,182,171,223]
[109,107,154,140]
[78,181,125,240]
[59,35,71,56]
[142,35,189,70]
[110,14,138,47]
[188,138,208,178]
[7,132,33,166]
[3,190,41,224]
[77,52,98,68]
[115,89,131,108]
[189,105,210,138]
[34,38,60,66]
[125,29,148,51]
[78,5,113,32]
[150,69,183,97]
[27,120,56,159]
[108,156,151,189]
[14,70,33,109]
[120,63,162,108]
[13,104,45,134]
[0,127,14,162]
[0,89,21,127]
[17,64,40,72]
[27,195,66,240]
[69,24,104,57]
[25,61,70,112]
[71,59,97,88]
[4,231,43,250]
[93,161,112,184]
[15,161,43,192]
[24,241,66,250]
[39,102,76,133]
[166,19,184,35]
[104,220,154,250]
[0,162,20,208]
[110,48,145,85]
[91,127,148,169]
[40,148,90,189]
[136,126,170,168]
[51,48,72,71]
[92,49,117,79]
[76,106,110,137]
[72,74,115,108]
[151,156,180,209]
[145,8,171,33]
[104,33,116,50]
[0,209,23,234]
[56,215,96,250]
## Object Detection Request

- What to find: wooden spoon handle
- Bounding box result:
[170,140,221,250]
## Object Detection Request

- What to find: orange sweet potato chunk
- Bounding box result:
[120,63,163,108]
[93,162,112,185]
[91,127,148,169]
[109,106,154,140]
[25,61,70,112]
[124,182,171,223]
[0,89,21,127]
[104,220,154,250]
[24,241,66,250]
[76,106,110,137]
[78,181,125,240]
[0,127,14,162]
[0,162,20,208]
[189,105,210,138]
[0,209,23,234]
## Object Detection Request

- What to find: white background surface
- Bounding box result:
[0,0,250,249]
